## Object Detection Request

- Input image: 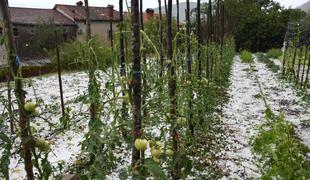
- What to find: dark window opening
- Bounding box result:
[0,27,3,36]
[13,27,19,37]
[63,33,68,41]
[29,29,35,35]
[108,29,112,40]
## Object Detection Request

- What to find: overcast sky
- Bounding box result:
[8,0,309,10]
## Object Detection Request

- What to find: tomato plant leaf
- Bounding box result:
[0,131,11,144]
[143,158,167,179]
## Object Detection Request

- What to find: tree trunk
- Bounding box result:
[0,0,34,179]
[131,0,142,170]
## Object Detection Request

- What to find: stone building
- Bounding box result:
[0,1,120,65]
[54,2,120,42]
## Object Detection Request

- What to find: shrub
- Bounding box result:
[48,36,114,71]
[240,50,253,63]
[266,48,282,59]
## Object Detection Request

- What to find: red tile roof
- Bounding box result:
[9,7,76,26]
[54,4,120,21]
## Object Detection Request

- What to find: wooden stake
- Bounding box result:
[6,73,14,134]
[300,41,308,86]
[55,30,65,116]
[296,46,303,85]
[131,0,142,169]
[0,0,34,179]
[158,0,164,77]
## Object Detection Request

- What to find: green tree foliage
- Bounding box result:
[223,0,306,52]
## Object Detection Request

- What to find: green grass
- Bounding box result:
[252,109,310,179]
[240,50,253,63]
[266,48,282,59]
[256,53,280,73]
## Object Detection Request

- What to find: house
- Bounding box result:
[9,7,77,60]
[54,2,120,42]
[0,1,120,65]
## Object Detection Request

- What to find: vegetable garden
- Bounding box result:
[0,0,309,179]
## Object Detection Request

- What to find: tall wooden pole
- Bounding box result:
[301,41,308,86]
[167,0,179,178]
[220,1,225,60]
[110,10,114,50]
[158,0,164,77]
[120,0,126,78]
[164,0,168,15]
[119,0,127,123]
[186,0,194,136]
[176,0,180,31]
[197,0,202,79]
[0,0,34,179]
[282,32,289,75]
[84,0,91,41]
[84,0,100,165]
[216,0,220,43]
[131,0,142,169]
[140,0,147,118]
[6,73,14,134]
[290,46,298,82]
[206,0,213,79]
[55,31,65,116]
[296,46,303,84]
[304,47,310,88]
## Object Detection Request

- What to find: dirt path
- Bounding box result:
[218,55,310,179]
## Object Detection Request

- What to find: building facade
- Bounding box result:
[0,1,120,65]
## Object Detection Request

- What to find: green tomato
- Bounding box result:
[35,138,51,152]
[153,157,160,163]
[24,102,36,112]
[151,147,162,158]
[166,149,174,156]
[177,117,184,127]
[134,138,148,151]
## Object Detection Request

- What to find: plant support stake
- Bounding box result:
[0,0,34,179]
[55,30,65,116]
[131,0,143,170]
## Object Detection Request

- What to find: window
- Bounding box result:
[13,27,19,37]
[108,29,112,40]
[0,27,3,36]
[78,28,83,35]
[29,29,35,35]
